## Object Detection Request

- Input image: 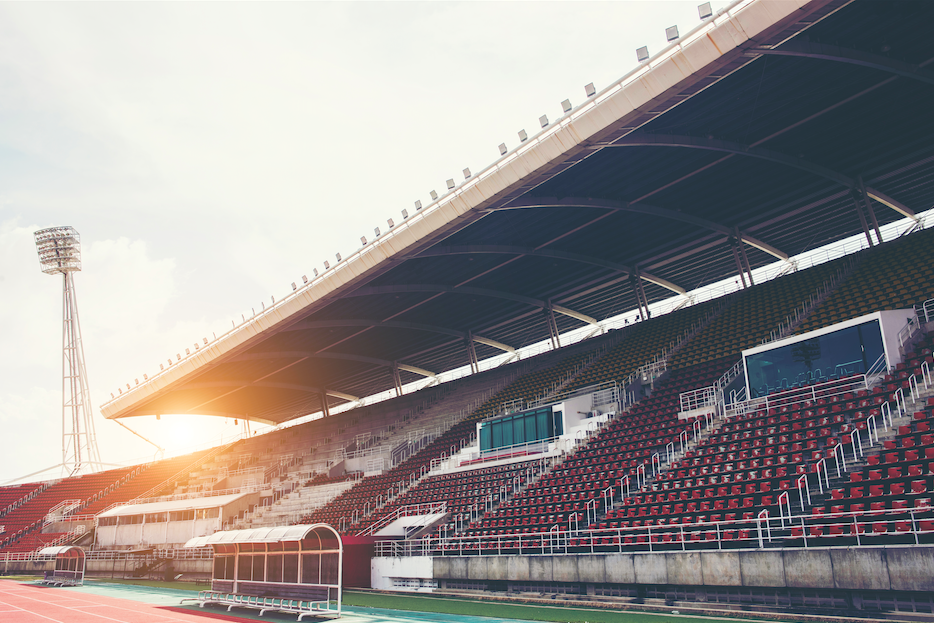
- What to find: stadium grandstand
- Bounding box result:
[5,0,934,619]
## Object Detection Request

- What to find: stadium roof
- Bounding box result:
[102,0,934,425]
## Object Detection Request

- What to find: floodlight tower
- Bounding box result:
[35,226,102,475]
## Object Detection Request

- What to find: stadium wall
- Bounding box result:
[427,545,934,594]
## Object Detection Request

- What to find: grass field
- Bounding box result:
[342,590,772,623]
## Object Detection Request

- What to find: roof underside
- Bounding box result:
[104,0,934,425]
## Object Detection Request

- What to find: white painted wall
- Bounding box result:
[371,556,435,592]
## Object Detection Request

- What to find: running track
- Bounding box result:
[0,580,256,623]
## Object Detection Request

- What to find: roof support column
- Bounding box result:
[320,391,330,418]
[858,177,883,246]
[630,271,651,320]
[735,227,755,286]
[391,363,403,397]
[850,189,875,247]
[544,303,561,349]
[466,331,480,375]
[729,238,748,289]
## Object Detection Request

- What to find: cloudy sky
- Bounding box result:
[0,1,730,483]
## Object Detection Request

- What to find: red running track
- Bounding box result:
[0,580,255,623]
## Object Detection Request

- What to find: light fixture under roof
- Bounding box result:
[666,25,679,42]
[401,208,409,219]
[323,260,330,270]
[313,268,319,277]
[518,129,528,142]
[463,168,471,180]
[636,46,650,62]
[698,2,713,20]
[360,236,367,246]
[374,226,381,237]
[561,99,572,113]
[584,82,596,97]
[414,200,422,210]
[498,143,507,156]
[387,218,395,228]
[539,115,549,128]
[446,178,455,190]
[430,190,438,200]
[302,275,308,284]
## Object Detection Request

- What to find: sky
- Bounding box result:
[0,1,734,483]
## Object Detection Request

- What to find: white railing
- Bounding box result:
[374,506,934,557]
[356,501,447,537]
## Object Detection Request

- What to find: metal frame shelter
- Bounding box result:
[101,0,934,427]
[36,546,86,586]
[184,524,342,620]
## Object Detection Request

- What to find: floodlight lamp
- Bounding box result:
[387,218,395,229]
[360,236,367,246]
[666,25,679,42]
[463,168,471,180]
[539,115,549,128]
[185,348,190,355]
[430,190,438,200]
[518,129,528,142]
[498,143,507,156]
[636,46,650,62]
[160,363,164,371]
[203,337,208,345]
[585,83,596,97]
[446,178,455,190]
[374,227,381,237]
[414,200,422,210]
[126,383,131,390]
[35,226,82,274]
[698,2,713,20]
[118,388,122,394]
[401,209,409,219]
[195,342,200,350]
[313,268,319,277]
[335,252,342,262]
[143,373,148,380]
[323,260,330,270]
[562,99,572,113]
[176,354,181,361]
[135,378,139,385]
[292,281,298,290]
[111,392,115,398]
[302,275,308,284]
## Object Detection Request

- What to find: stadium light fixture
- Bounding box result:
[430,190,438,200]
[111,392,115,398]
[401,209,409,219]
[636,46,650,62]
[313,268,319,277]
[388,218,395,229]
[698,2,713,20]
[360,236,367,246]
[463,168,471,180]
[176,353,181,360]
[203,337,208,345]
[518,129,528,142]
[498,143,507,156]
[561,99,572,113]
[302,275,308,284]
[185,348,190,355]
[414,200,422,210]
[374,227,381,237]
[585,83,596,97]
[160,364,164,371]
[143,373,148,380]
[539,115,549,128]
[446,178,455,190]
[194,342,200,350]
[118,388,122,394]
[666,25,679,42]
[292,281,298,290]
[323,260,330,270]
[335,252,342,262]
[134,378,139,385]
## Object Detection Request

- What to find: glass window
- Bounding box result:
[266,554,283,583]
[479,425,491,452]
[512,418,525,445]
[320,553,339,585]
[252,554,265,582]
[237,555,252,581]
[283,554,299,583]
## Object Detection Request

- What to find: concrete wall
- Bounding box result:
[433,546,934,593]
[372,556,434,592]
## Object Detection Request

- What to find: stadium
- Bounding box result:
[4,0,934,621]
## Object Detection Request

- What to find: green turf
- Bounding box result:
[90,578,201,592]
[342,590,773,623]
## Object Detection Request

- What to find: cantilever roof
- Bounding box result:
[102,0,934,425]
